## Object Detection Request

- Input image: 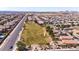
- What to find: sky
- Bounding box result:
[0,7,79,12]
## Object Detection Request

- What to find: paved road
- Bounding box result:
[13,28,24,51]
[0,14,27,51]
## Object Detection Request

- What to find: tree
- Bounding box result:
[16,41,26,51]
[46,26,56,41]
[60,24,65,30]
[46,26,51,31]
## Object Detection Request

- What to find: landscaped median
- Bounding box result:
[16,21,50,51]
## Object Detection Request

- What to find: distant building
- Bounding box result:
[61,40,79,45]
[59,36,73,40]
[37,20,44,25]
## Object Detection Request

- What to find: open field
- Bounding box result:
[20,21,49,46]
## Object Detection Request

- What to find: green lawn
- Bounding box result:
[21,21,49,45]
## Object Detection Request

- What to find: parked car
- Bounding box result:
[0,33,5,39]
